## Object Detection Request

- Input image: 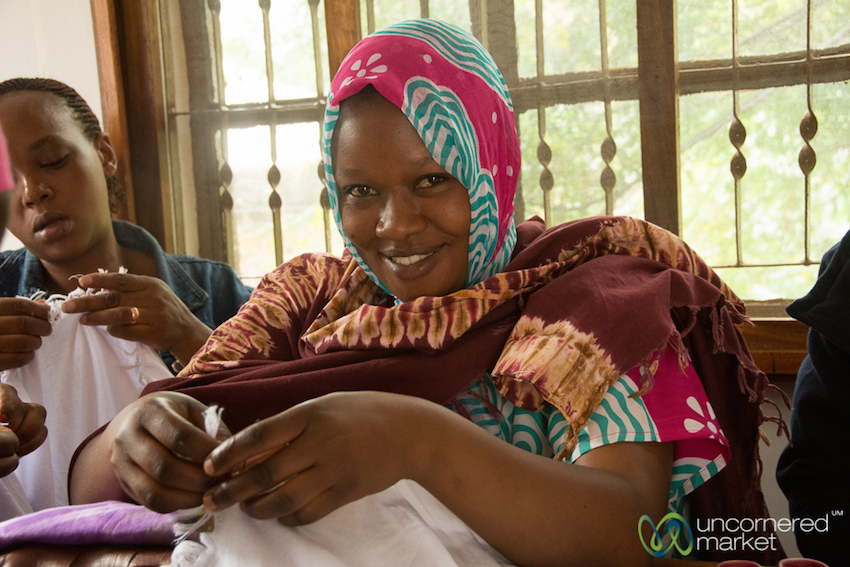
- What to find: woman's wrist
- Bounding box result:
[170,318,213,367]
[401,399,483,490]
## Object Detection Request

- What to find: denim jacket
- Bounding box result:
[0,220,253,372]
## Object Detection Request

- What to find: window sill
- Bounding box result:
[737,318,808,377]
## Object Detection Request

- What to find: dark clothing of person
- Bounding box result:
[777,228,850,566]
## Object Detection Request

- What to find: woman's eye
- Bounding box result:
[346,185,375,198]
[419,175,445,189]
[40,155,68,169]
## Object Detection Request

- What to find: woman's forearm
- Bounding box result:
[168,319,213,367]
[68,427,127,505]
[408,405,672,567]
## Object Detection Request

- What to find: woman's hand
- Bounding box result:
[204,389,671,567]
[76,391,227,512]
[0,383,47,477]
[61,271,213,366]
[202,391,428,525]
[0,298,52,371]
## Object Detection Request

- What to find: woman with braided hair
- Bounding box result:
[0,77,252,371]
[0,77,252,512]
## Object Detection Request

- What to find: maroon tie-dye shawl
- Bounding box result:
[142,215,783,564]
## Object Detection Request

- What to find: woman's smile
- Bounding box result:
[386,251,434,267]
[379,246,444,278]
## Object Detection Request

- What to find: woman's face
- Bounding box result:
[0,91,116,266]
[333,91,471,302]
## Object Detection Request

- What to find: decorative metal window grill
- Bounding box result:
[159,0,850,299]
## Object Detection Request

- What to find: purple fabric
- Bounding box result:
[0,500,180,551]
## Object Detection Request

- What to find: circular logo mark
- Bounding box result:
[638,513,694,557]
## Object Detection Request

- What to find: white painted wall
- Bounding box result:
[0,0,101,251]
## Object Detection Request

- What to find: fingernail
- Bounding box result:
[61,303,75,313]
[203,487,231,512]
[203,494,219,512]
[205,454,228,477]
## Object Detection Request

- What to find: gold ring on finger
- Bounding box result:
[129,306,140,324]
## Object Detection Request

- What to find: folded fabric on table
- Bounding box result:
[0,500,181,551]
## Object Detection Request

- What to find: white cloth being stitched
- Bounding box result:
[173,479,514,567]
[0,286,172,511]
[171,407,514,567]
[0,473,32,522]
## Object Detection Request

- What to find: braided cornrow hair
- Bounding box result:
[0,77,126,213]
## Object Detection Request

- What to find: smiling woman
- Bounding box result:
[67,19,781,567]
[332,87,472,302]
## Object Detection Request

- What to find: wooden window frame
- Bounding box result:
[91,0,173,250]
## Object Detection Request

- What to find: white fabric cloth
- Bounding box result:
[172,407,513,567]
[0,474,32,522]
[0,288,172,511]
[172,479,514,567]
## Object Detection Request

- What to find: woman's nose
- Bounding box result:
[20,177,53,206]
[375,191,426,240]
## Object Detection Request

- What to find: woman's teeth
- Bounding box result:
[392,253,432,266]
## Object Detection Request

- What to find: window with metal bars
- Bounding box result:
[99,0,850,306]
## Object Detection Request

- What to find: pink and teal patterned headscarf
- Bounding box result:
[322,19,520,298]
